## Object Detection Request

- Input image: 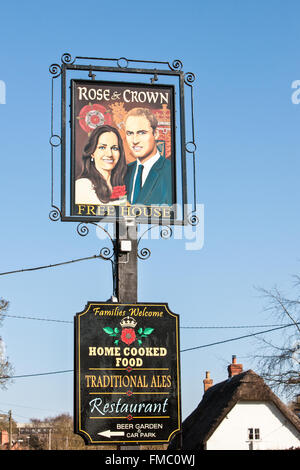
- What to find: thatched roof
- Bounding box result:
[169,369,300,450]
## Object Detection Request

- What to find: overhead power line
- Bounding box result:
[1,322,297,380]
[0,253,101,276]
[180,323,296,352]
[1,314,72,324]
[180,324,293,329]
[1,370,73,379]
[1,313,298,330]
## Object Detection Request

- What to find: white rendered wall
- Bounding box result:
[206,401,300,450]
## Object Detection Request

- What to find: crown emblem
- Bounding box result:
[103,317,154,346]
[120,316,137,329]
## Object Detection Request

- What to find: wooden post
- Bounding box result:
[48,428,52,450]
[114,218,138,451]
[114,218,138,304]
[8,410,12,450]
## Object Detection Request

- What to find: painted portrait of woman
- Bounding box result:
[75,125,127,205]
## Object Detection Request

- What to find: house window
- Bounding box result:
[248,428,260,440]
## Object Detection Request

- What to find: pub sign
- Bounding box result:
[49,54,198,226]
[71,80,176,223]
[74,302,181,445]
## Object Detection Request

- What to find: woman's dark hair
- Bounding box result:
[78,125,127,203]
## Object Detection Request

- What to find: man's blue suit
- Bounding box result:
[125,155,172,206]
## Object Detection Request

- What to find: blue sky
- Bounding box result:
[0,0,299,428]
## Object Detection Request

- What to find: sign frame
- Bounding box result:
[70,79,177,223]
[74,301,182,445]
[49,54,198,227]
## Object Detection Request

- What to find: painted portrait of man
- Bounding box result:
[124,107,172,206]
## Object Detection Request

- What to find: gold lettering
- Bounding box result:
[151,375,157,387]
[132,207,142,217]
[85,375,92,387]
[77,204,86,215]
[121,206,131,217]
[103,376,110,387]
[86,205,96,215]
[162,207,171,218]
[85,375,98,387]
[150,375,172,388]
[107,205,115,216]
[96,205,106,216]
[153,207,162,217]
[96,375,103,387]
[89,347,97,356]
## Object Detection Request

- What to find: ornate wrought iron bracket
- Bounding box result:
[137,225,173,260]
[49,52,199,228]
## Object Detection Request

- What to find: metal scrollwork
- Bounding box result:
[49,63,62,78]
[184,72,195,85]
[188,211,199,227]
[185,141,197,154]
[49,206,61,222]
[160,225,173,240]
[61,53,75,65]
[117,57,129,68]
[170,59,183,71]
[49,134,61,148]
[137,225,155,245]
[137,225,154,260]
[100,246,114,260]
[90,222,114,245]
[49,53,198,227]
[76,223,89,237]
[137,247,151,260]
[75,221,115,262]
[136,224,173,260]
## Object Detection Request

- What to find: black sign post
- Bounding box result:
[74,302,181,445]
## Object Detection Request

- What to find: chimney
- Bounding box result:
[227,355,243,378]
[203,371,213,392]
[0,430,8,446]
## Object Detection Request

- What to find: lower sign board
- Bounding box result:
[74,302,181,445]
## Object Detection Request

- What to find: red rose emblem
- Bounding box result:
[121,328,136,345]
[78,104,112,134]
[110,185,127,200]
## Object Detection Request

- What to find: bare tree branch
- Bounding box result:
[252,284,300,398]
[0,299,14,389]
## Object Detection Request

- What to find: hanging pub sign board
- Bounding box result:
[49,54,198,226]
[74,302,181,445]
[71,80,176,222]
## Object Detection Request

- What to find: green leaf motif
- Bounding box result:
[103,327,114,335]
[138,328,143,335]
[143,328,154,335]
